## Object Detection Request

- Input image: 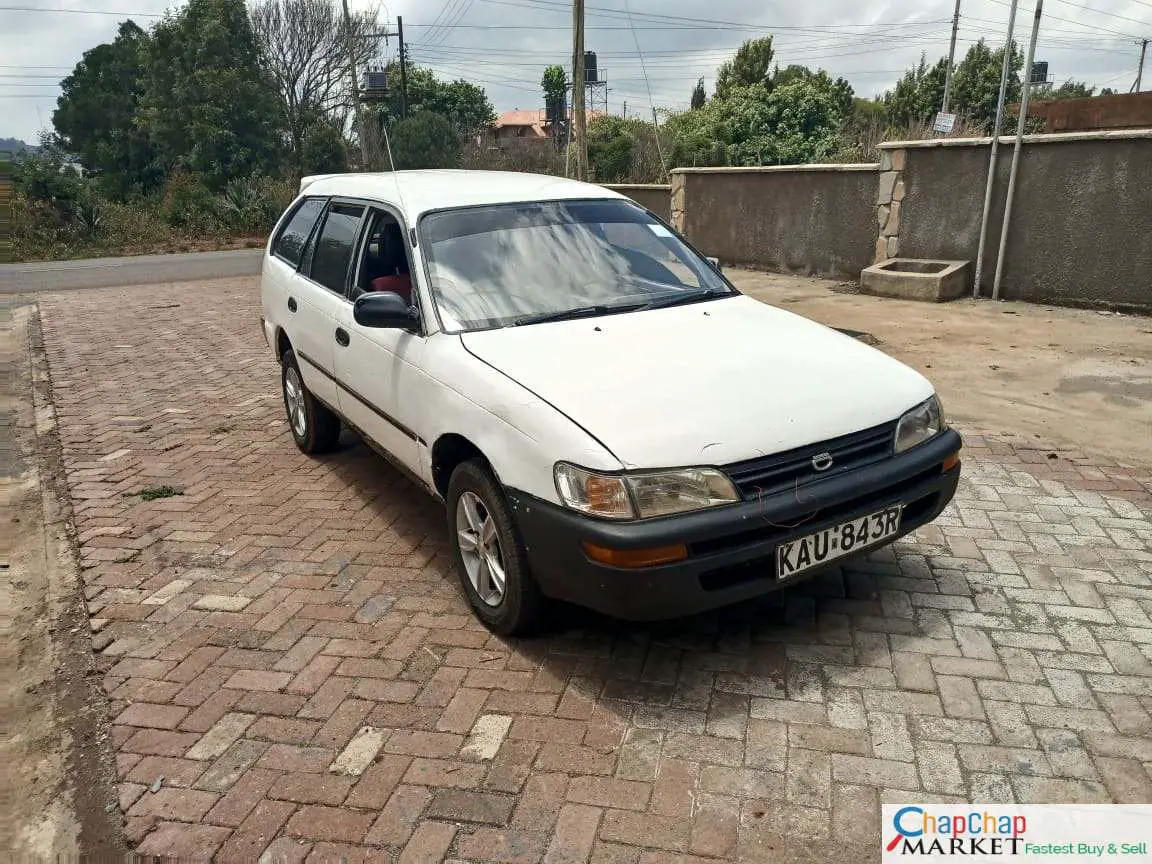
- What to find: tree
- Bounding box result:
[587,115,633,181]
[883,54,948,128]
[1047,79,1095,99]
[690,78,706,110]
[388,112,460,169]
[139,0,281,190]
[249,0,381,178]
[300,118,348,174]
[715,37,774,99]
[950,38,1022,132]
[667,72,850,168]
[542,64,566,104]
[52,20,161,196]
[372,65,494,137]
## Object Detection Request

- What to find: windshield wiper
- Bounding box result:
[514,302,646,326]
[639,288,729,310]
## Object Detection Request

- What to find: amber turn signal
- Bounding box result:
[581,541,689,568]
[941,452,961,473]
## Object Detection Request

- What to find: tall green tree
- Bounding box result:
[388,111,461,169]
[690,78,706,110]
[139,0,281,189]
[542,64,567,105]
[715,37,774,99]
[950,38,1023,132]
[52,20,160,196]
[883,53,948,128]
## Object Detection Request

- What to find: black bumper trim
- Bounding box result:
[506,429,961,621]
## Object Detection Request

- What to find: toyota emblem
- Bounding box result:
[811,452,834,472]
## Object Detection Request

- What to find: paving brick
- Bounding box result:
[365,785,432,846]
[568,776,652,811]
[830,755,919,789]
[545,803,601,864]
[134,822,232,858]
[285,805,373,843]
[398,821,458,864]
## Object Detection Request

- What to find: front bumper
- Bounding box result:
[507,428,961,621]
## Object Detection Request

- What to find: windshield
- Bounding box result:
[419,199,734,332]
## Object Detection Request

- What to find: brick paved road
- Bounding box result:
[37,279,1152,862]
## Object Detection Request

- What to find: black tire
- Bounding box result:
[281,348,341,454]
[447,458,544,636]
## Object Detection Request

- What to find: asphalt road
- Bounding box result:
[0,249,263,294]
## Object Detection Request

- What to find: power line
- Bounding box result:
[983,0,1143,38]
[0,5,162,16]
[1048,0,1152,28]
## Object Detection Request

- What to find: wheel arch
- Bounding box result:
[431,433,493,499]
[275,326,292,361]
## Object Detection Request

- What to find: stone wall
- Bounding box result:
[669,165,880,279]
[880,129,1152,309]
[601,184,671,222]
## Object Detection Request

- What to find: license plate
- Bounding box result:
[776,505,902,580]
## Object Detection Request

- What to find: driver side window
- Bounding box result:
[352,209,415,305]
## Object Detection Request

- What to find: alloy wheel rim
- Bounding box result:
[284,367,307,438]
[455,491,506,607]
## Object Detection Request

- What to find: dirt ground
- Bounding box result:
[1,299,124,860]
[734,270,1152,467]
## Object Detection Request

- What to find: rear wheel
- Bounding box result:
[447,459,543,635]
[281,348,340,454]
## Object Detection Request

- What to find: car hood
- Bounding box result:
[459,295,934,469]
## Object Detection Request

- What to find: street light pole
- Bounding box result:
[973,0,1019,298]
[992,0,1043,301]
[572,0,588,181]
[941,0,962,115]
[1135,38,1148,92]
[341,0,373,170]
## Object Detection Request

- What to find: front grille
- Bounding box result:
[725,420,897,500]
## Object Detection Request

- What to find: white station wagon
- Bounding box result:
[260,170,961,634]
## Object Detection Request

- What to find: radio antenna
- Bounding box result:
[378,118,411,226]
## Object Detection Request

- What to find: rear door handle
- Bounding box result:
[287,297,297,312]
[335,327,350,347]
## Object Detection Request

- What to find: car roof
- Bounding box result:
[297,170,628,219]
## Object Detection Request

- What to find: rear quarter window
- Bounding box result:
[273,198,325,268]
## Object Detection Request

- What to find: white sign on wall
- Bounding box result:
[933,111,957,134]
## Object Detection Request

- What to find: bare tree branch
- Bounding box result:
[250,0,382,174]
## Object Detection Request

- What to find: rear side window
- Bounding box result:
[274,198,325,267]
[309,203,365,294]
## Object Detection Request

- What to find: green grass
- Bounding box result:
[125,485,184,501]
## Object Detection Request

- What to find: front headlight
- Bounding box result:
[554,463,740,520]
[895,395,946,453]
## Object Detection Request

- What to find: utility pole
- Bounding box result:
[1134,38,1149,92]
[973,0,1019,298]
[572,0,588,181]
[341,0,373,170]
[941,0,962,114]
[397,16,409,118]
[992,0,1043,301]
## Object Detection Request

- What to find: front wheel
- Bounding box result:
[447,459,543,636]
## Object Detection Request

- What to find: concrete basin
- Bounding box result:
[860,258,971,302]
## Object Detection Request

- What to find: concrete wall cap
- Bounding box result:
[600,183,672,190]
[878,128,1152,149]
[669,163,880,174]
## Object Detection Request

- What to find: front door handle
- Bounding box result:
[335,327,350,347]
[287,297,297,312]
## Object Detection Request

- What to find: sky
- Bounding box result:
[1,0,1149,143]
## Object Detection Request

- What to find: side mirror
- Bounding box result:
[705,256,722,273]
[354,291,419,330]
